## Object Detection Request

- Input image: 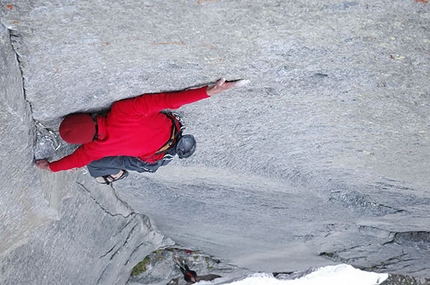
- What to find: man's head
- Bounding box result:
[59,113,96,144]
[176,134,196,159]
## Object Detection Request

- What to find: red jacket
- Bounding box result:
[49,87,209,172]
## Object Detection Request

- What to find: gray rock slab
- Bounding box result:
[0,179,173,285]
[0,21,58,257]
[1,0,430,283]
[1,20,173,285]
[113,166,430,275]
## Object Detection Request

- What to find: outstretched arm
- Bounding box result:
[113,78,249,116]
[35,144,103,172]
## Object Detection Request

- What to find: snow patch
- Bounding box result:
[219,264,388,285]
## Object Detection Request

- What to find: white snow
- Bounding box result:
[198,264,388,285]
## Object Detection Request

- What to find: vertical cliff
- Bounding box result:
[1,0,429,283]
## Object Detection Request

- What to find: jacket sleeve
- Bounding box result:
[48,145,102,172]
[111,86,209,116]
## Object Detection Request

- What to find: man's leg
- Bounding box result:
[125,154,174,173]
[87,156,126,178]
[87,153,176,178]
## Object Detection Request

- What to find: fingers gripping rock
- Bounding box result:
[230,79,250,88]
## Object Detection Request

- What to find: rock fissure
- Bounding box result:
[76,182,135,218]
[115,215,140,237]
[123,242,146,266]
[329,190,406,216]
[97,220,141,283]
[96,266,109,285]
[379,253,409,267]
[100,243,119,259]
[110,184,136,213]
[384,230,430,246]
[2,22,33,116]
[369,261,411,273]
[99,215,141,259]
[110,223,140,260]
[394,231,430,244]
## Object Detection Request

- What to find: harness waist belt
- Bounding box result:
[156,113,182,154]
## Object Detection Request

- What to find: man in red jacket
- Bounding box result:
[35,78,247,184]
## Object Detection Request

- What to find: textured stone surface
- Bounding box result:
[0,21,57,257]
[1,0,430,283]
[127,247,250,285]
[0,19,173,285]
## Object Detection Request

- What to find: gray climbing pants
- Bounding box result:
[87,151,175,177]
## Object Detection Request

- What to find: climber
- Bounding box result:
[177,260,197,283]
[174,256,221,284]
[35,78,248,184]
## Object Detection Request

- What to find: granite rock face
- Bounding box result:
[0,22,173,285]
[1,0,430,283]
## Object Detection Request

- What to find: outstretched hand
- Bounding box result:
[206,78,249,96]
[35,159,51,171]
